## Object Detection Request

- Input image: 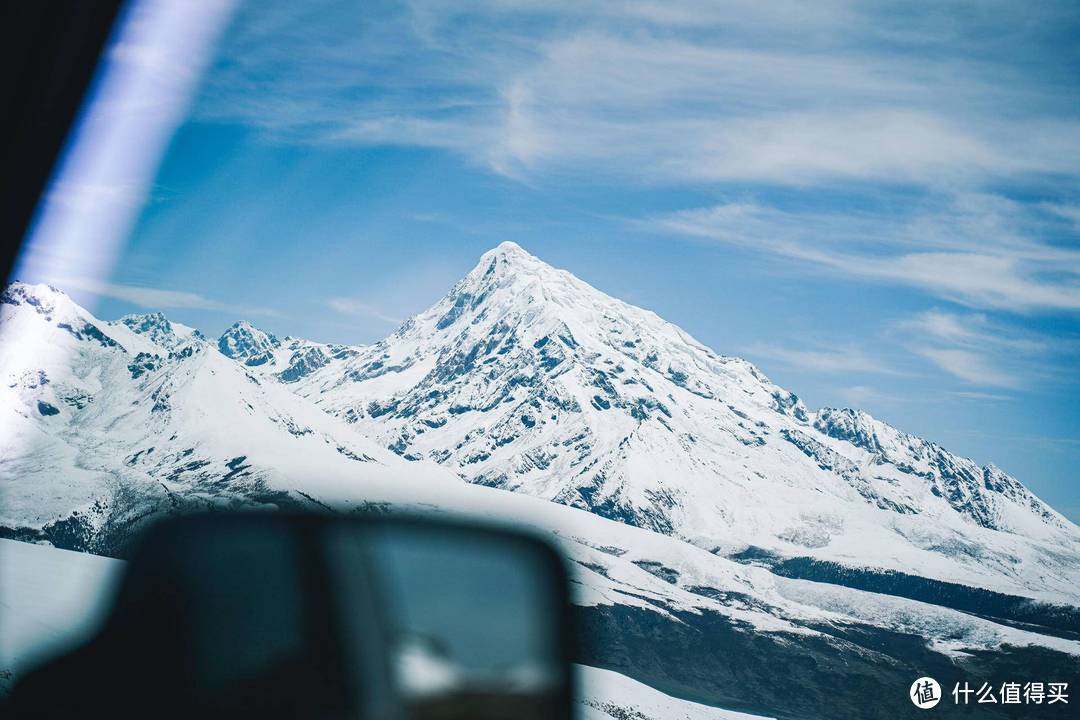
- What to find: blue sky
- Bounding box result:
[14,0,1080,520]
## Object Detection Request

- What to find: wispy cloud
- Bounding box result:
[187,0,1080,325]
[744,343,899,375]
[911,347,1019,388]
[647,196,1080,314]
[1044,203,1080,230]
[947,391,1013,402]
[326,297,402,324]
[54,276,283,319]
[894,310,1074,389]
[193,1,1080,187]
[899,310,1047,353]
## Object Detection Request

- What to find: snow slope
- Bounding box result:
[271,242,1080,603]
[217,319,361,383]
[0,283,454,547]
[576,666,772,720]
[3,253,1080,718]
[3,268,1079,625]
[0,540,121,694]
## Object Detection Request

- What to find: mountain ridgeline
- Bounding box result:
[236,242,1077,602]
[2,244,1080,720]
[3,244,1079,602]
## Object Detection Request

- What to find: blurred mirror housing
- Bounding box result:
[9,511,576,720]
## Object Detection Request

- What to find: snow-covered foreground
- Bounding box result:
[0,538,770,719]
[576,665,771,720]
[0,540,120,692]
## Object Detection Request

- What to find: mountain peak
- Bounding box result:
[418,244,715,374]
[120,312,172,334]
[490,239,527,255]
[308,243,1080,559]
[2,281,85,324]
[217,320,281,365]
[471,241,548,281]
[481,240,533,263]
[115,312,179,350]
[3,281,67,306]
[417,243,570,334]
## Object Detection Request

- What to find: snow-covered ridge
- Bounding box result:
[3,244,1079,606]
[217,320,280,364]
[245,243,1079,602]
[3,267,1080,718]
[0,281,452,539]
[216,319,362,382]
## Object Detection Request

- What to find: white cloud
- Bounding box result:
[193,1,1080,187]
[900,311,1046,353]
[648,197,1080,313]
[743,310,1069,391]
[866,253,1080,312]
[53,276,283,319]
[745,343,898,375]
[913,347,1019,388]
[947,391,1013,402]
[894,310,1072,389]
[1043,203,1080,230]
[183,0,1080,327]
[326,298,402,324]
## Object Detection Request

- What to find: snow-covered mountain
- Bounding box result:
[0,281,453,552]
[3,248,1080,720]
[218,319,361,382]
[273,242,1080,603]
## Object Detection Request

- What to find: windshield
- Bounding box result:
[3,2,1079,718]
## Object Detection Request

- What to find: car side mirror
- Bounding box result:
[9,512,575,720]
